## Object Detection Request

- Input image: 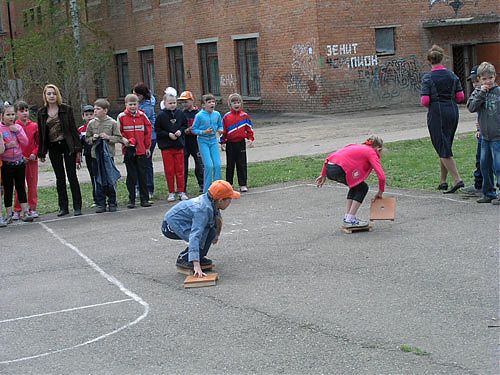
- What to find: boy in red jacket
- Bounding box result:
[117,94,152,208]
[13,101,39,219]
[220,93,254,192]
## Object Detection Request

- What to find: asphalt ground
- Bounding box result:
[0,182,498,374]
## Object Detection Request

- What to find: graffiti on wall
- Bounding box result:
[357,55,423,100]
[220,73,236,88]
[286,40,320,98]
[325,43,379,69]
[429,0,479,16]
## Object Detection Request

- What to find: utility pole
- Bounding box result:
[69,0,87,107]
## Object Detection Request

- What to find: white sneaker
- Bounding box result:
[342,217,369,228]
[167,193,176,202]
[12,212,20,220]
[29,210,39,218]
[179,192,189,201]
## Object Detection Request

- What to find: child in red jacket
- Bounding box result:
[220,93,254,192]
[13,100,39,219]
[117,94,152,208]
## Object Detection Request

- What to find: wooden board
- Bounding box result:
[176,264,214,275]
[341,225,372,234]
[370,197,396,221]
[184,272,219,288]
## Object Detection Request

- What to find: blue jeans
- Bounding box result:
[474,136,483,189]
[161,220,216,260]
[197,138,221,192]
[479,139,500,199]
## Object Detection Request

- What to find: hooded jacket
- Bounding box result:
[117,109,152,156]
[155,108,187,150]
[139,96,157,140]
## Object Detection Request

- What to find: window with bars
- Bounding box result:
[168,46,185,93]
[199,43,220,96]
[375,27,395,55]
[140,49,155,94]
[116,53,130,97]
[236,38,261,97]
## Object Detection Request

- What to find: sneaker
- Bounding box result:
[477,196,494,203]
[179,192,189,201]
[95,206,106,213]
[12,211,20,220]
[491,198,500,205]
[29,210,39,218]
[140,201,152,207]
[200,257,213,266]
[4,215,13,225]
[342,217,369,228]
[108,205,117,212]
[461,185,481,195]
[240,186,248,193]
[127,202,135,209]
[176,257,193,270]
[91,203,97,208]
[0,217,7,228]
[167,193,176,202]
[21,212,34,222]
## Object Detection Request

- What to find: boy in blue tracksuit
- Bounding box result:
[191,94,223,192]
[161,180,240,277]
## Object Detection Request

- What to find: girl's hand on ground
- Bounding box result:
[372,191,383,201]
[315,175,326,187]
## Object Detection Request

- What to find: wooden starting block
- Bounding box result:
[341,225,372,234]
[176,264,214,276]
[370,197,396,221]
[184,272,219,288]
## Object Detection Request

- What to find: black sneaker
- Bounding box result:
[140,201,152,207]
[95,206,106,213]
[127,201,135,209]
[108,205,117,212]
[176,257,193,270]
[200,257,213,266]
[477,196,494,203]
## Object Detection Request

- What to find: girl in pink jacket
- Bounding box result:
[0,103,33,223]
[316,136,386,228]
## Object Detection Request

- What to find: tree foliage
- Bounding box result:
[4,0,111,110]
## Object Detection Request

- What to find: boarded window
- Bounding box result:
[116,53,130,97]
[140,49,155,95]
[375,27,395,55]
[168,46,185,92]
[236,38,261,97]
[199,43,220,96]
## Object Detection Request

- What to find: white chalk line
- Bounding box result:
[0,298,133,324]
[0,222,150,365]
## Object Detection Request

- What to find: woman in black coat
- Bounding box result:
[420,45,465,194]
[37,84,82,216]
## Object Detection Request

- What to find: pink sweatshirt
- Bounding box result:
[321,144,386,192]
[0,122,28,162]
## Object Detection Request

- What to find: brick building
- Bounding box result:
[6,0,500,113]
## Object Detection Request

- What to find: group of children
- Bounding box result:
[0,89,255,225]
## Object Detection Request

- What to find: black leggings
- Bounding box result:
[2,162,27,208]
[326,163,368,203]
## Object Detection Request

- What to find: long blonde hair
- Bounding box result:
[42,84,63,107]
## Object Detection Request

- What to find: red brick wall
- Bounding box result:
[9,0,500,113]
